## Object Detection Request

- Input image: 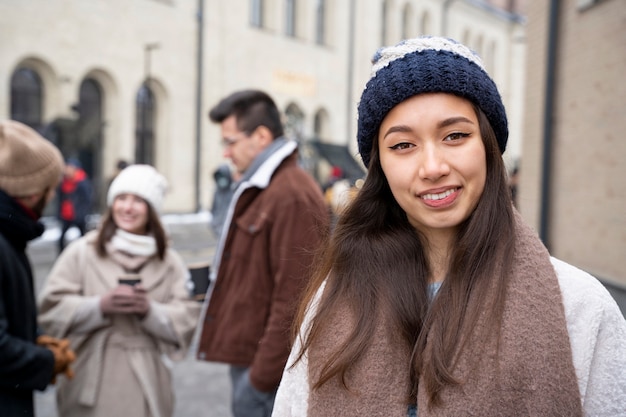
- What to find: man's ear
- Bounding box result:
[254,125,274,147]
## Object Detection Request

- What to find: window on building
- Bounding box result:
[474,34,484,58]
[285,102,305,141]
[315,0,326,44]
[313,108,330,140]
[251,0,263,28]
[461,29,471,46]
[381,0,389,46]
[76,79,104,199]
[135,83,156,165]
[286,0,297,37]
[402,3,415,40]
[485,40,496,75]
[10,67,43,131]
[420,10,431,35]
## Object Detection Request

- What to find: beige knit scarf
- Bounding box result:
[307,213,582,416]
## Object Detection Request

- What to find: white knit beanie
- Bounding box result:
[107,164,168,212]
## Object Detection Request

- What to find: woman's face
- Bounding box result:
[378,93,486,239]
[112,193,149,235]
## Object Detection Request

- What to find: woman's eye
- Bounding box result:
[444,132,470,141]
[389,142,413,150]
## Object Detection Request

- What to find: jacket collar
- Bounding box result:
[204,138,298,292]
[0,188,44,249]
[238,137,297,190]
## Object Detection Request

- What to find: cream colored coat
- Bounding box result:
[38,232,200,417]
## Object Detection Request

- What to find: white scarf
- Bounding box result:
[110,229,157,257]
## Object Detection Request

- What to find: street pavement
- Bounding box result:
[28,213,233,417]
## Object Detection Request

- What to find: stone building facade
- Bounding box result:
[1,0,525,213]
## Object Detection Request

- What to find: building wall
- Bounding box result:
[520,0,626,286]
[0,0,199,212]
[1,0,526,214]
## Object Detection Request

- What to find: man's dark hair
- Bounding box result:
[208,89,284,139]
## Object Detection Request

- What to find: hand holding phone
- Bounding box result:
[101,275,148,316]
[118,274,141,286]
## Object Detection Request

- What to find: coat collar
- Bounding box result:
[84,231,170,292]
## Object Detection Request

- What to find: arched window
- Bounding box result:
[313,108,330,140]
[474,34,484,58]
[251,0,263,28]
[381,0,390,46]
[135,83,156,165]
[420,10,432,35]
[402,3,415,40]
[10,67,43,131]
[485,40,497,75]
[76,79,104,206]
[285,103,305,141]
[286,0,296,37]
[461,29,471,46]
[315,0,326,45]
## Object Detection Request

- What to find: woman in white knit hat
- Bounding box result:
[38,164,200,417]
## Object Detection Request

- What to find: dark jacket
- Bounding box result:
[197,142,329,392]
[0,189,55,417]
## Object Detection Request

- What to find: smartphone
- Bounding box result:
[118,274,141,286]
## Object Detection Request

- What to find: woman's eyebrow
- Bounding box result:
[382,125,412,139]
[437,116,474,129]
[382,116,474,139]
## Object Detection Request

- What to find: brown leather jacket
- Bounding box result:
[197,149,329,392]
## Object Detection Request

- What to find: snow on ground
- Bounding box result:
[31,211,212,245]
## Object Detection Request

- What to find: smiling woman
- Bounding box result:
[271,36,626,417]
[37,164,201,417]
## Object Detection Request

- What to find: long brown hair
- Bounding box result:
[293,104,515,406]
[96,200,168,260]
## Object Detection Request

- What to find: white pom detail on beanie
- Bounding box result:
[370,36,485,76]
[107,164,168,212]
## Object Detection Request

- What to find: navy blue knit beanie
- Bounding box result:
[357,36,508,167]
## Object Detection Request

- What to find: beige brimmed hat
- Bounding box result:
[0,120,64,197]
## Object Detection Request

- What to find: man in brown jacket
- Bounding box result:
[197,90,329,417]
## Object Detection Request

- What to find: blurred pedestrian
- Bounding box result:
[38,164,201,417]
[57,157,93,253]
[273,36,626,416]
[0,120,75,417]
[197,89,330,417]
[209,162,238,239]
[114,158,129,177]
[107,159,130,191]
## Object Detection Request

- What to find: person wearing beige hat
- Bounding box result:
[0,120,76,417]
[38,164,200,417]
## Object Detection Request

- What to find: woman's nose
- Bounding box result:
[418,144,450,181]
[119,198,134,211]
